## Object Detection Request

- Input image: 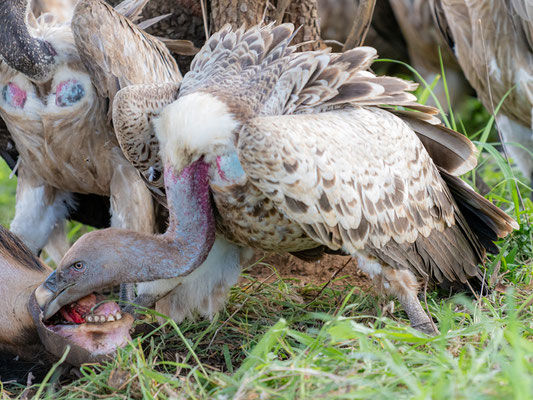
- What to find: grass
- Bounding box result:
[0,67,532,399]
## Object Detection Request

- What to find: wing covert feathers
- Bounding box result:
[238,107,517,287]
[239,107,456,256]
[113,82,181,199]
[72,0,181,114]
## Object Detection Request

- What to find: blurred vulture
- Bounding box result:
[0,0,181,264]
[319,0,470,111]
[36,24,518,335]
[431,0,533,195]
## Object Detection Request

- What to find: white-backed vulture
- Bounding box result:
[35,24,518,335]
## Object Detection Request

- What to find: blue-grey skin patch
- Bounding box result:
[216,151,246,183]
[1,85,7,102]
[55,80,85,107]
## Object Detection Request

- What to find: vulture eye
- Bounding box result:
[1,83,27,109]
[70,261,86,272]
[55,79,85,107]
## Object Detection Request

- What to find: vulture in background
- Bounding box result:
[0,0,180,268]
[319,0,471,112]
[36,23,518,335]
[431,0,533,197]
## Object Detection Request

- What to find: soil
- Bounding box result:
[245,252,373,292]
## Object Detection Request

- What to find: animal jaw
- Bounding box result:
[0,224,133,365]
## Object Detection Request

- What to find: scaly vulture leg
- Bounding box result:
[356,253,439,335]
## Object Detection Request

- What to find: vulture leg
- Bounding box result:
[109,162,156,303]
[356,253,439,335]
[10,167,73,257]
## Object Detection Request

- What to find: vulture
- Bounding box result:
[35,23,518,335]
[431,0,533,197]
[0,0,178,268]
[319,0,470,112]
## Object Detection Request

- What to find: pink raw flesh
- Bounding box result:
[45,293,133,356]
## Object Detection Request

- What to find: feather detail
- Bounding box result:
[395,112,478,176]
[71,0,181,116]
[113,82,181,201]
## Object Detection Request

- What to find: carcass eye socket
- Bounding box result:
[70,262,86,272]
[2,83,27,109]
[55,79,85,107]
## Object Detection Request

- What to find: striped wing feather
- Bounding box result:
[113,83,181,194]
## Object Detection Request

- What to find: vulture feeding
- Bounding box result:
[0,0,180,264]
[35,23,518,335]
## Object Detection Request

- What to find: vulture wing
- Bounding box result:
[71,0,183,193]
[71,0,181,115]
[238,107,517,286]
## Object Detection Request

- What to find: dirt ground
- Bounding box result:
[245,252,373,292]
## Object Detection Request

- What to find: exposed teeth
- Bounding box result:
[85,313,121,323]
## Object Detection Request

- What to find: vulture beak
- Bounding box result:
[0,0,57,81]
[34,270,66,320]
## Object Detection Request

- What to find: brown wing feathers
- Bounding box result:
[438,168,519,252]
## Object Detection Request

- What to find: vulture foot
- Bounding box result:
[399,293,439,336]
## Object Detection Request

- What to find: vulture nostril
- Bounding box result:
[44,271,58,292]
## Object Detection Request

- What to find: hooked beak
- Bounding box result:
[35,271,74,320]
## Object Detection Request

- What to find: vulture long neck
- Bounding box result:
[0,0,57,81]
[94,159,216,283]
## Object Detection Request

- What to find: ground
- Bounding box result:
[0,75,532,398]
